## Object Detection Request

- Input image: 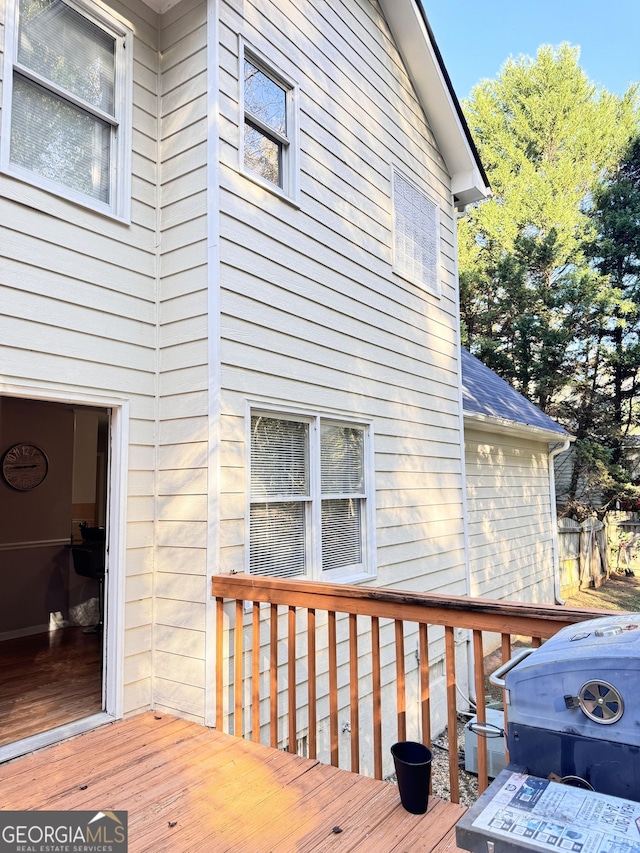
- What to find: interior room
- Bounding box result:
[0,396,109,746]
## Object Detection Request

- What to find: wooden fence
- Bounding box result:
[558,517,608,596]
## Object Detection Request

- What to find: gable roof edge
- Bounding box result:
[378,0,490,206]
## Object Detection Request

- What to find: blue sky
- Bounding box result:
[423,1,640,101]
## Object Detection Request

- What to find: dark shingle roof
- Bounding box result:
[461,348,569,437]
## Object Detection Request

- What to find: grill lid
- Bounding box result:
[499,614,640,743]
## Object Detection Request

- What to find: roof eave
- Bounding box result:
[378,0,490,206]
[463,411,574,443]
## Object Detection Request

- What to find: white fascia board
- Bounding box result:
[464,411,574,444]
[379,0,489,205]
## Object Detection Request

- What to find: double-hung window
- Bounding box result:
[392,168,441,295]
[249,412,374,582]
[1,0,132,220]
[241,43,298,201]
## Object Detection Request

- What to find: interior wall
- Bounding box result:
[0,398,77,635]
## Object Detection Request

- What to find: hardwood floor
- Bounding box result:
[0,712,469,852]
[0,626,103,746]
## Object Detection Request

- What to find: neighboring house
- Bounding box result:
[0,0,491,762]
[461,348,572,605]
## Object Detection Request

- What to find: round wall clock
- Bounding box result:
[2,443,49,491]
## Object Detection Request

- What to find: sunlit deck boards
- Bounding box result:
[0,712,468,852]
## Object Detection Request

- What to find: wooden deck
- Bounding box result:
[0,712,468,852]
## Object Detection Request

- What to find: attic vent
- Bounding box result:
[393,170,440,294]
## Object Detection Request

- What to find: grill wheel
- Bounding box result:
[578,680,624,724]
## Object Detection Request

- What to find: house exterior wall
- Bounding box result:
[0,0,160,716]
[465,425,556,603]
[0,0,473,753]
[214,0,470,761]
[217,0,467,592]
[154,0,210,722]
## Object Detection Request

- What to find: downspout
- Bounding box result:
[549,438,572,604]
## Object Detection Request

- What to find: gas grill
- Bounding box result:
[490,613,640,801]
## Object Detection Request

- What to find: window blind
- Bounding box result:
[11,0,116,203]
[251,416,308,498]
[321,498,362,572]
[250,502,306,578]
[320,424,364,495]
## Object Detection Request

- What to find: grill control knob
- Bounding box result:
[594,626,623,637]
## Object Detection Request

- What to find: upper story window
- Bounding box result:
[249,412,375,583]
[392,169,441,295]
[241,43,299,202]
[1,0,133,221]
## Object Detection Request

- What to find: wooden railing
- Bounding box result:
[211,573,611,803]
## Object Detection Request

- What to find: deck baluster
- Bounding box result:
[395,619,406,742]
[251,602,260,742]
[472,629,488,792]
[328,610,339,766]
[372,615,382,780]
[308,608,317,759]
[445,625,460,803]
[288,605,297,752]
[349,613,360,773]
[269,602,278,749]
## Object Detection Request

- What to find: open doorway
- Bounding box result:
[0,396,109,747]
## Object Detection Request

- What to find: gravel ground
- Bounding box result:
[430,717,480,806]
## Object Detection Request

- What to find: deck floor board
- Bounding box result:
[0,712,469,852]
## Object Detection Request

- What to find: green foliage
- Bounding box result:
[459,44,640,517]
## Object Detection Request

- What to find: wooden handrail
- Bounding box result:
[212,574,606,637]
[212,572,614,803]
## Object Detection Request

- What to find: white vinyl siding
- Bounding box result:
[153,0,209,723]
[465,427,556,603]
[1,0,133,220]
[0,0,159,720]
[249,413,372,582]
[218,0,465,596]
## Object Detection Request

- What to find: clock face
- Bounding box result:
[2,443,49,491]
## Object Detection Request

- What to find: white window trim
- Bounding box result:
[246,406,376,584]
[391,167,442,297]
[0,0,133,222]
[238,38,300,206]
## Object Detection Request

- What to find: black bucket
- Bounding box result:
[390,741,432,814]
